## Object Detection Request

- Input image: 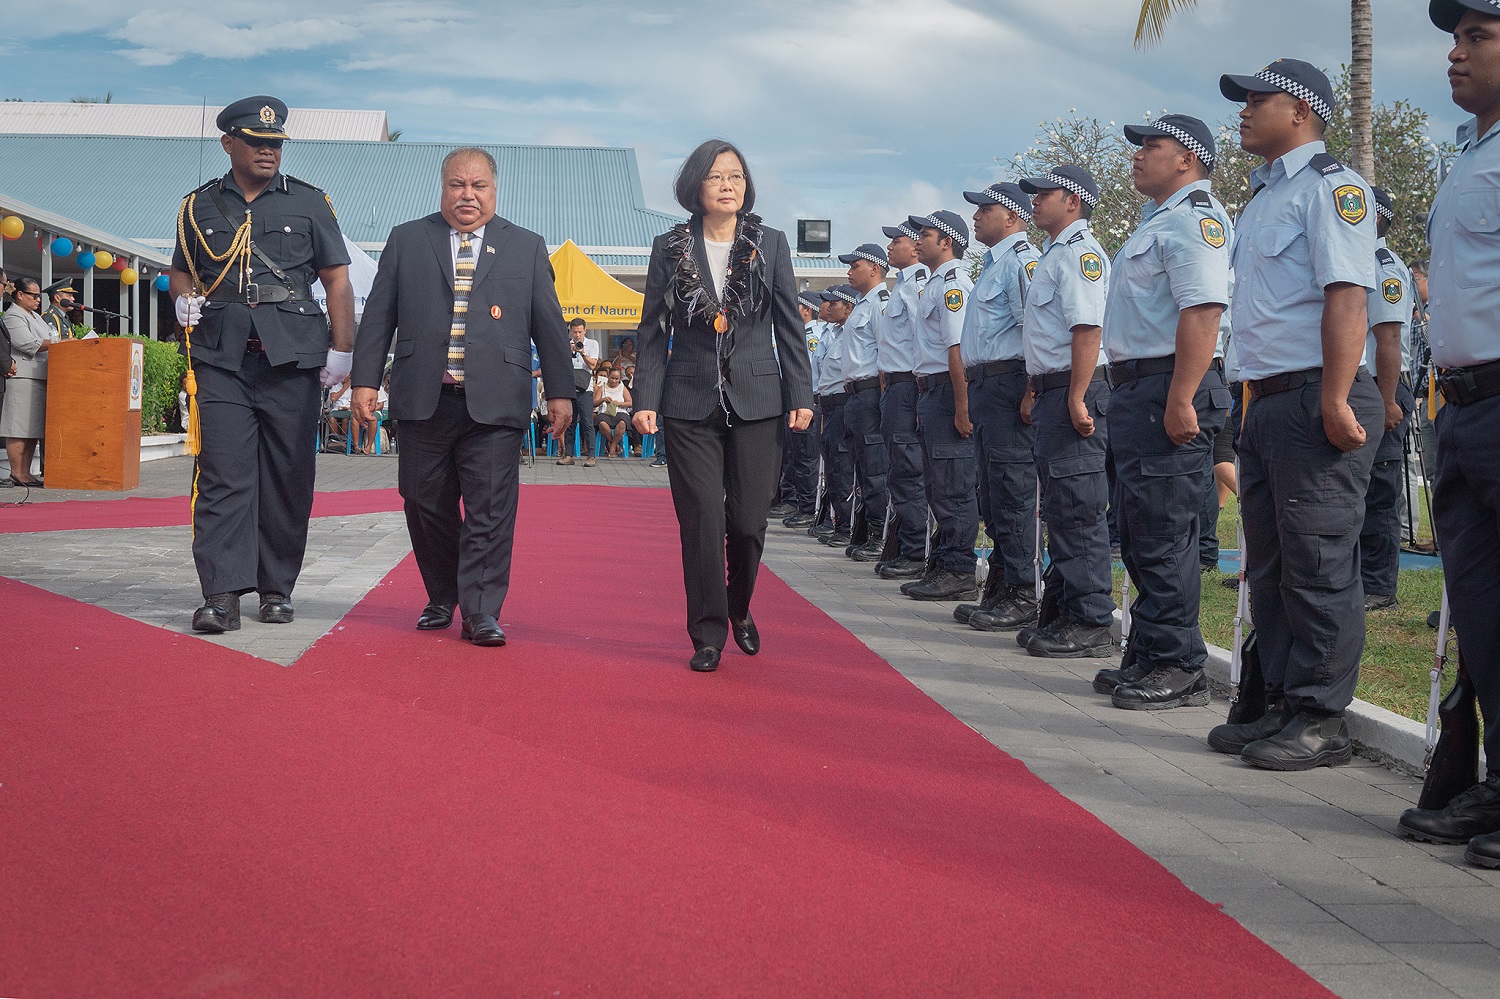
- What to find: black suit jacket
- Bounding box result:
[632,217,813,422]
[353,213,573,428]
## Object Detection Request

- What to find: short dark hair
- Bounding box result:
[569,317,587,328]
[673,139,756,217]
[14,276,39,296]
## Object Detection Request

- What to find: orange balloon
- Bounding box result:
[0,215,24,240]
[121,268,139,286]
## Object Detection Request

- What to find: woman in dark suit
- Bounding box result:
[632,139,814,672]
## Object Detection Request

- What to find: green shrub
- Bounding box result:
[130,337,187,435]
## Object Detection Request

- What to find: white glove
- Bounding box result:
[320,349,354,389]
[174,294,205,327]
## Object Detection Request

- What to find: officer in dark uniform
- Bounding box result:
[40,279,78,339]
[1397,0,1500,867]
[169,95,356,634]
[1207,60,1381,769]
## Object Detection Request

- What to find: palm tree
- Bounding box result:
[1135,0,1376,181]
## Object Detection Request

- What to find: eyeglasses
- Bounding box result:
[240,136,284,150]
[704,173,747,187]
[15,290,40,299]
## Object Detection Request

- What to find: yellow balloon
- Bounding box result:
[94,251,114,270]
[0,215,24,240]
[121,267,139,286]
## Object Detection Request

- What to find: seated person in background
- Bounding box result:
[615,336,638,371]
[594,364,632,457]
[327,374,354,444]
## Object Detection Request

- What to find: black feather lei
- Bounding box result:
[664,212,767,334]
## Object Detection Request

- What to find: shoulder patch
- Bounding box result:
[1200,218,1227,249]
[1310,152,1346,176]
[1334,184,1367,225]
[807,336,820,353]
[1188,189,1212,208]
[1376,247,1395,267]
[1080,252,1103,282]
[945,289,964,312]
[1382,278,1404,304]
[1025,260,1038,280]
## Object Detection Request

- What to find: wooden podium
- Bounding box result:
[43,338,145,491]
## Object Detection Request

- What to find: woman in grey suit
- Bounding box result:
[1,276,54,488]
[631,140,814,672]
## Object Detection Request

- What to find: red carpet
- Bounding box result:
[0,487,402,534]
[0,485,1334,998]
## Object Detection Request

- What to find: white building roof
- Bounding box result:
[0,102,389,141]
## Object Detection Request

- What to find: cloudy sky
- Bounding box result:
[1,0,1467,247]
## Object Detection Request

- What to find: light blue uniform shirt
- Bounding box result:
[1103,180,1231,363]
[1229,141,1376,381]
[876,263,928,374]
[960,232,1039,368]
[843,286,889,382]
[1023,219,1110,376]
[1427,116,1500,368]
[816,321,846,395]
[805,321,826,392]
[1364,237,1413,373]
[913,259,973,377]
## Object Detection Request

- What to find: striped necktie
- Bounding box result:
[448,232,474,382]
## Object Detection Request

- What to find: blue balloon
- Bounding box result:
[77,251,96,269]
[51,236,73,257]
[154,273,170,292]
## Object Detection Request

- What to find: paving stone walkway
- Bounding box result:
[3,452,1497,997]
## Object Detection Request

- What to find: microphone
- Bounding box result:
[76,304,128,319]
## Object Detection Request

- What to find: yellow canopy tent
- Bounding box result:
[549,239,645,330]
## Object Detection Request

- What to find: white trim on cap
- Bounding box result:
[980,187,1033,223]
[1256,69,1332,122]
[1375,201,1395,222]
[1150,121,1216,170]
[921,215,969,249]
[847,249,888,267]
[1043,173,1098,209]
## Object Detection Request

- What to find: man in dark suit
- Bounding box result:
[352,147,574,647]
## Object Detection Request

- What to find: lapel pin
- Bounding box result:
[491,305,502,320]
[485,245,495,254]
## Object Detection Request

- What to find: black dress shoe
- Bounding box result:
[1025,620,1115,658]
[903,569,979,602]
[768,502,798,519]
[1112,665,1211,711]
[1206,700,1290,755]
[732,614,760,656]
[878,556,926,580]
[690,646,721,672]
[1399,774,1500,845]
[1466,829,1500,869]
[416,604,454,630]
[821,532,852,547]
[809,522,836,538]
[783,513,815,529]
[460,614,507,647]
[259,592,294,624]
[1241,711,1353,771]
[970,591,1039,632]
[192,592,241,634]
[847,538,884,562]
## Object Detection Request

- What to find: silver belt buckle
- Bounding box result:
[245,282,261,307]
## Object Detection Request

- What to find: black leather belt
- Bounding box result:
[845,377,881,393]
[1248,366,1322,399]
[916,370,953,392]
[820,391,848,408]
[1209,357,1225,375]
[881,371,916,384]
[1438,358,1500,406]
[440,382,465,394]
[965,358,1025,383]
[208,283,308,306]
[1108,354,1176,388]
[244,337,264,354]
[1029,365,1105,395]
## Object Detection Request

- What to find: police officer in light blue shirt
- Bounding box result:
[780,289,827,525]
[902,210,979,601]
[1358,186,1416,611]
[875,222,931,579]
[1097,115,1234,711]
[1017,165,1115,657]
[954,183,1043,633]
[1208,58,1383,772]
[815,285,859,545]
[1396,0,1500,866]
[837,244,893,562]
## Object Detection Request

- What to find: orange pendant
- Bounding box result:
[714,312,729,334]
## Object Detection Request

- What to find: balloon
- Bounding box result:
[0,215,23,240]
[112,256,128,272]
[154,274,171,292]
[121,268,138,286]
[51,237,74,257]
[93,250,113,270]
[77,252,96,270]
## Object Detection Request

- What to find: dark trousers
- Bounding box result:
[843,385,890,535]
[778,426,797,504]
[1112,369,1231,672]
[881,379,926,559]
[915,381,979,574]
[1360,382,1415,597]
[969,369,1036,586]
[1032,381,1114,627]
[192,354,321,598]
[1432,393,1500,766]
[664,408,782,651]
[397,390,523,619]
[784,420,819,514]
[819,402,854,531]
[572,387,596,455]
[1240,375,1382,715]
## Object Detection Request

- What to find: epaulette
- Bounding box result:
[878,288,890,302]
[1013,240,1031,254]
[285,174,326,193]
[1187,190,1212,208]
[1065,231,1085,246]
[1310,152,1346,176]
[1376,247,1395,267]
[914,267,928,280]
[185,177,218,197]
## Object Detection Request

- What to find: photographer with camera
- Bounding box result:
[561,317,600,466]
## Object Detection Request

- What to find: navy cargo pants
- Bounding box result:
[1032,379,1114,628]
[843,384,890,534]
[968,367,1036,587]
[915,380,979,574]
[881,377,927,560]
[1359,380,1415,598]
